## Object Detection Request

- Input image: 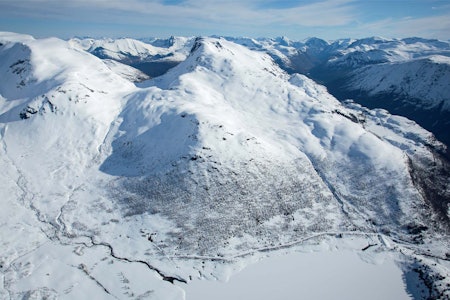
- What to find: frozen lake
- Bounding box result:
[183,249,412,300]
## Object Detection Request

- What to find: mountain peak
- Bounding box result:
[274,36,291,46]
[177,36,283,80]
[189,37,224,54]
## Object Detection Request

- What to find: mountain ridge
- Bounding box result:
[72,34,450,146]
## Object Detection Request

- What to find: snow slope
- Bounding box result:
[69,37,162,61]
[102,59,150,82]
[1,33,449,299]
[0,32,161,299]
[70,36,194,78]
[226,36,450,145]
[345,55,450,110]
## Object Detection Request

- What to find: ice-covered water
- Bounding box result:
[184,249,411,300]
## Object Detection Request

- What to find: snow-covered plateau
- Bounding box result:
[0,32,449,299]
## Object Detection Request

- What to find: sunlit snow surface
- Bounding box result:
[1,32,450,299]
[183,238,412,300]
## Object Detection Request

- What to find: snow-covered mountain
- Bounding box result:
[70,36,194,78]
[225,36,450,146]
[72,35,450,146]
[1,32,450,299]
[102,59,150,82]
[338,55,450,145]
[231,36,450,73]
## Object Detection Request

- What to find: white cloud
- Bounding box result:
[267,0,357,27]
[1,0,449,39]
[359,14,450,39]
[1,0,358,27]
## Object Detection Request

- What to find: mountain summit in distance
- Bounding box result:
[1,32,449,299]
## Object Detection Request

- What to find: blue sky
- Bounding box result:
[0,0,449,40]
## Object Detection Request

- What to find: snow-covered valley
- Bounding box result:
[1,32,450,299]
